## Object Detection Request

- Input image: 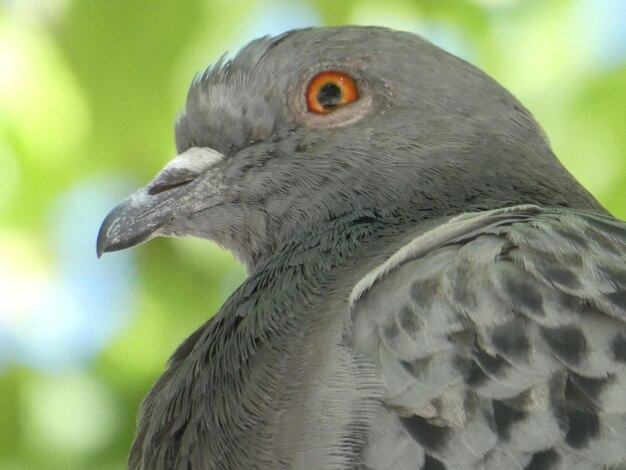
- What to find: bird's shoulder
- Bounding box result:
[349,204,626,469]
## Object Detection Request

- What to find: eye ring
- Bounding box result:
[306,71,359,114]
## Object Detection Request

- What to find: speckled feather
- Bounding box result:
[351,206,626,469]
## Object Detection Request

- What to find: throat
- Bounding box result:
[135,213,394,467]
[245,212,390,274]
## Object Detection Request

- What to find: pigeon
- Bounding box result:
[97,26,626,470]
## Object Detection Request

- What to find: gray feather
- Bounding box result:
[351,206,626,469]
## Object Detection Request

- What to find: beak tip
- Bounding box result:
[96,223,110,259]
[96,202,161,258]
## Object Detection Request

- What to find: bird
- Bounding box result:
[97,26,626,470]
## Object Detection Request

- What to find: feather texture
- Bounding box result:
[351,206,626,469]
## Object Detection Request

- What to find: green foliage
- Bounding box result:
[0,1,624,468]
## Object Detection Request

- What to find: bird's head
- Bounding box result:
[97,26,601,270]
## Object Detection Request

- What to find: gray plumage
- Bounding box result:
[97,26,626,469]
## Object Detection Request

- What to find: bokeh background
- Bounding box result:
[1,0,625,468]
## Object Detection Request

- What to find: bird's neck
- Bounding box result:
[247,207,439,274]
[143,213,409,466]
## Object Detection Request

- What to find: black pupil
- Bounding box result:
[317,82,343,109]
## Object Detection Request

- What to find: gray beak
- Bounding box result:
[97,147,225,257]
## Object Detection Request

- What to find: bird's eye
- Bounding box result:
[306,71,359,114]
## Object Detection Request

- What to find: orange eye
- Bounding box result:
[306,71,359,114]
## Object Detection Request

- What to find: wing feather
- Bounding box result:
[351,206,626,469]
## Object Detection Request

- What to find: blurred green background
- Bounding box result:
[0,0,625,468]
